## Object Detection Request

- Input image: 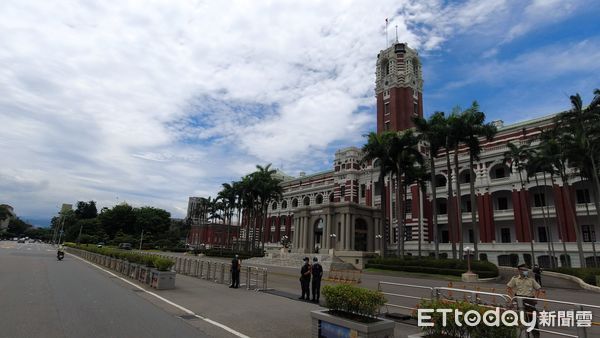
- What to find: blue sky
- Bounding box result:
[0,0,598,225]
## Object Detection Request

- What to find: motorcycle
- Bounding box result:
[57,250,64,261]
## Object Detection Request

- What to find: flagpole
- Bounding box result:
[385,18,388,48]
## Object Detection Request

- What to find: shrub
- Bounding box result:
[548,267,600,286]
[366,257,499,278]
[479,253,488,261]
[416,299,517,337]
[153,257,175,271]
[322,284,386,318]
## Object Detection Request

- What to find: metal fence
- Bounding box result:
[148,254,269,291]
[377,281,600,338]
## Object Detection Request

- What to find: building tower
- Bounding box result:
[375,43,423,133]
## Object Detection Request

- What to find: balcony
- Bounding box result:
[531,206,556,218]
[493,208,514,221]
[576,203,597,216]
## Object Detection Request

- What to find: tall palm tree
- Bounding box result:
[461,102,497,259]
[218,182,237,249]
[413,112,447,258]
[390,130,423,258]
[538,128,584,267]
[504,141,539,266]
[362,131,396,257]
[447,109,468,258]
[252,164,283,252]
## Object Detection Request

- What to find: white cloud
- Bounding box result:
[0,0,593,221]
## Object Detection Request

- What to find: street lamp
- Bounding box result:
[329,233,337,250]
[465,246,472,273]
[375,234,383,251]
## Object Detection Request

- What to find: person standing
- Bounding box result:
[299,257,311,300]
[507,264,542,338]
[230,254,241,288]
[311,257,323,303]
[532,264,542,287]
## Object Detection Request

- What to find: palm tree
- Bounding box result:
[362,131,396,257]
[413,112,447,258]
[218,182,237,249]
[461,102,497,259]
[389,130,423,258]
[252,164,283,252]
[504,141,539,266]
[403,162,429,257]
[447,109,467,258]
[538,127,584,267]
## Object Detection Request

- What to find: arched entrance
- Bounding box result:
[355,218,368,251]
[314,218,324,252]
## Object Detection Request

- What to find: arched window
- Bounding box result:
[316,194,323,205]
[329,193,334,203]
[381,59,389,76]
[292,198,298,208]
[281,200,288,209]
[271,202,277,210]
[435,174,447,187]
[303,196,310,206]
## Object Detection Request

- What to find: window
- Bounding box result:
[292,198,298,208]
[462,172,471,184]
[340,185,346,198]
[413,102,418,115]
[384,121,390,131]
[462,199,472,213]
[404,226,412,241]
[582,225,596,242]
[374,182,381,196]
[271,202,277,210]
[329,193,334,203]
[384,103,390,115]
[441,230,449,243]
[360,184,366,198]
[381,59,389,76]
[501,228,511,243]
[468,229,474,243]
[281,200,287,209]
[437,200,447,215]
[497,197,508,210]
[577,189,591,204]
[495,167,506,178]
[533,193,546,207]
[404,199,412,214]
[316,195,323,204]
[391,201,396,219]
[538,227,548,242]
[435,175,447,187]
[303,196,310,206]
[392,227,398,243]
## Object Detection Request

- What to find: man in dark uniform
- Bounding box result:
[311,256,323,303]
[299,257,311,300]
[230,254,241,288]
[533,264,542,287]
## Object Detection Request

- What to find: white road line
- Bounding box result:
[67,252,251,338]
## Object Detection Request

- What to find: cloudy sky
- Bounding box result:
[1,0,598,225]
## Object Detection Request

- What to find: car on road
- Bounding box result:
[118,243,132,250]
[17,238,25,243]
[97,242,104,248]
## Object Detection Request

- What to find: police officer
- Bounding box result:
[299,257,311,300]
[507,264,542,338]
[311,257,323,303]
[230,254,241,288]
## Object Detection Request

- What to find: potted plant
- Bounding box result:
[311,284,394,338]
[150,257,176,290]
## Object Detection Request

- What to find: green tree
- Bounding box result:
[389,129,423,258]
[361,131,396,257]
[75,201,98,219]
[8,217,32,236]
[413,112,448,258]
[98,203,136,238]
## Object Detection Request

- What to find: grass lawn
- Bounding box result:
[363,268,462,281]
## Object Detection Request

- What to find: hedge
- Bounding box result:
[64,243,175,271]
[548,267,600,286]
[366,257,499,278]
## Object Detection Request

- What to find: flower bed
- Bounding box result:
[366,257,499,278]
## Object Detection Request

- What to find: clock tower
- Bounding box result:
[375,43,423,133]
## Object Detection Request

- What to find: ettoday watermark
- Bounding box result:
[417,308,592,332]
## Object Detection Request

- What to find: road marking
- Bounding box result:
[67,253,250,338]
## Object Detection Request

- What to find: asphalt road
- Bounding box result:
[0,241,211,338]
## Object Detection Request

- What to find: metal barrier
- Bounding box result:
[149,254,269,291]
[378,281,600,338]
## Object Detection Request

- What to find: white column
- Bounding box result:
[350,214,355,250]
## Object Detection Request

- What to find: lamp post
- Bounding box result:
[376,234,383,253]
[329,233,337,252]
[465,246,472,273]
